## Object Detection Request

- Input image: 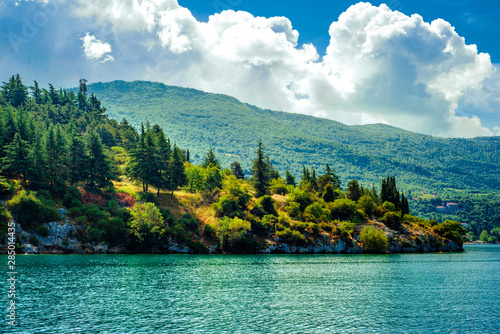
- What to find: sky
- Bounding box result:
[1,0,499,138]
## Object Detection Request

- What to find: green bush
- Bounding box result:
[288,188,313,212]
[0,177,14,198]
[380,211,401,231]
[270,178,289,195]
[359,226,388,253]
[203,223,216,240]
[36,225,49,237]
[29,235,40,246]
[186,240,209,254]
[216,217,251,249]
[179,213,200,232]
[285,202,300,217]
[322,184,343,203]
[62,186,83,208]
[259,195,277,216]
[319,222,333,232]
[6,191,60,229]
[358,195,376,216]
[276,227,306,245]
[329,198,358,221]
[213,195,240,218]
[129,202,165,248]
[432,220,467,243]
[0,205,12,242]
[381,201,397,212]
[304,202,330,222]
[138,192,159,205]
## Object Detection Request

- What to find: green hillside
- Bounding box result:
[86,80,500,193]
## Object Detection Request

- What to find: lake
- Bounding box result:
[1,244,499,333]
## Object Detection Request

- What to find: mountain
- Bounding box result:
[85,80,500,193]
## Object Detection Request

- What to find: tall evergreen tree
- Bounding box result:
[252,140,269,197]
[2,133,30,181]
[169,144,187,195]
[45,125,68,186]
[30,80,42,104]
[68,132,90,185]
[231,161,245,179]
[1,74,28,108]
[318,163,342,191]
[151,128,172,196]
[27,130,48,188]
[202,148,221,169]
[88,130,115,186]
[346,179,362,202]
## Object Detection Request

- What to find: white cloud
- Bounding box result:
[71,0,499,138]
[80,33,114,62]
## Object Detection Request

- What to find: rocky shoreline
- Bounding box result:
[1,219,463,255]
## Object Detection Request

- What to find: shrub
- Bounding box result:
[62,186,83,208]
[329,198,358,221]
[359,226,388,253]
[6,191,60,229]
[432,220,467,243]
[285,202,300,217]
[107,200,120,213]
[36,225,50,237]
[29,235,40,246]
[358,195,376,217]
[0,205,11,242]
[203,223,217,240]
[319,222,333,232]
[380,211,401,231]
[216,217,251,249]
[381,201,396,213]
[129,203,165,248]
[276,227,306,245]
[213,195,240,218]
[288,188,313,212]
[139,192,159,205]
[179,213,200,232]
[259,195,277,216]
[322,184,343,203]
[185,240,209,254]
[0,177,14,198]
[82,205,109,224]
[159,208,176,226]
[304,202,330,222]
[270,178,289,195]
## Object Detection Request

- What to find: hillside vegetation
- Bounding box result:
[0,75,467,254]
[86,80,500,193]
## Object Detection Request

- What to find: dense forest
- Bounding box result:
[0,75,488,253]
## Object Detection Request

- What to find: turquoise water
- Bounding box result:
[1,245,499,333]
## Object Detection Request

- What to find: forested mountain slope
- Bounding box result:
[86,80,500,193]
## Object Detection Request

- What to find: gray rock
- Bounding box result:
[22,243,39,254]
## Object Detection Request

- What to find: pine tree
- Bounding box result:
[2,132,30,181]
[151,128,172,196]
[186,149,190,163]
[88,130,115,186]
[252,140,268,197]
[45,125,68,186]
[346,179,362,202]
[231,161,245,179]
[285,169,296,186]
[202,148,220,169]
[127,124,151,192]
[169,144,187,195]
[30,80,42,104]
[68,132,90,185]
[27,129,48,188]
[1,74,28,108]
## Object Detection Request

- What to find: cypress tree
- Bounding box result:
[252,140,268,197]
[346,179,362,202]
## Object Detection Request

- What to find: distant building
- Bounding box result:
[436,202,461,214]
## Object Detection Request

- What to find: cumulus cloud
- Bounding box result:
[80,32,114,62]
[70,0,499,137]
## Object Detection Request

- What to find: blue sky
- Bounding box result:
[1,0,499,137]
